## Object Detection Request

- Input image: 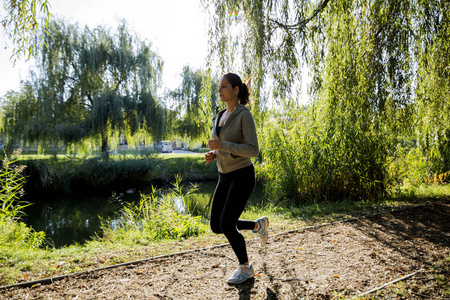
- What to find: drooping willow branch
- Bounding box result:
[269,0,331,33]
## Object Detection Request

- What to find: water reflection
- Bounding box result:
[23,196,116,248]
[23,181,265,248]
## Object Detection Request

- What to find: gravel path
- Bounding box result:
[2,202,449,299]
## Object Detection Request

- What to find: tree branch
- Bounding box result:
[270,0,331,32]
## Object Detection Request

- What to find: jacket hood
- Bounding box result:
[216,104,248,124]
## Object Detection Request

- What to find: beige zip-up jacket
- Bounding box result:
[210,104,259,174]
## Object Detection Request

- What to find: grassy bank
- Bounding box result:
[0,182,448,286]
[18,152,218,196]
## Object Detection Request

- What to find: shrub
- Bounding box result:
[0,151,46,250]
[21,154,217,195]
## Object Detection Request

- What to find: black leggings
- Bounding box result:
[210,165,256,264]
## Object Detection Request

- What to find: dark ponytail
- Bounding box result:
[222,73,251,106]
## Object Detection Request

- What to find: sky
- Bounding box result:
[0,0,209,97]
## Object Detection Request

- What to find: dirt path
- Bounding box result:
[2,202,449,299]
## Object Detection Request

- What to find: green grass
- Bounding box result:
[0,183,448,286]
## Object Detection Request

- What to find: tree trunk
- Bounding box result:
[101,132,109,160]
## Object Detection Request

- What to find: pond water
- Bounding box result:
[23,181,266,248]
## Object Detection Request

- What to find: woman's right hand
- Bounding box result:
[205,151,215,164]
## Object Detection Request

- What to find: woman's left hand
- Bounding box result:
[205,151,215,164]
[208,139,222,150]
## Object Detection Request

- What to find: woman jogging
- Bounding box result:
[205,72,269,285]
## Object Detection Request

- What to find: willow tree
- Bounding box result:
[414,1,450,174]
[1,0,51,61]
[2,19,164,156]
[203,0,449,201]
[167,66,220,142]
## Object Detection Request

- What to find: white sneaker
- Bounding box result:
[252,216,269,247]
[226,263,255,284]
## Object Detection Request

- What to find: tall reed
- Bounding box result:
[258,103,388,203]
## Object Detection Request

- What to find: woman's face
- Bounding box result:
[218,77,239,104]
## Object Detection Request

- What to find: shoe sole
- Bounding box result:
[226,275,255,285]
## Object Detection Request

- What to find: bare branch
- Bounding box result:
[269,0,331,32]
